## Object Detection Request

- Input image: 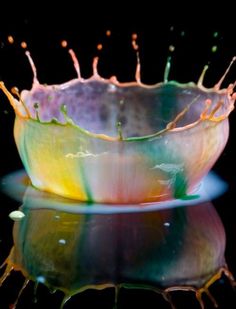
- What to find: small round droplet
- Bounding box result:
[106,30,111,37]
[21,41,27,49]
[61,40,68,48]
[97,43,103,51]
[9,210,25,221]
[169,45,175,52]
[211,45,218,53]
[7,35,14,44]
[213,32,219,38]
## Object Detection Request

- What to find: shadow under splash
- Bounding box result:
[0,171,235,308]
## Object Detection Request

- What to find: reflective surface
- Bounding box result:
[0,171,236,308]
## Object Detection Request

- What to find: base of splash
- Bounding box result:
[1,169,227,214]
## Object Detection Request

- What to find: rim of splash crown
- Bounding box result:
[0,47,235,142]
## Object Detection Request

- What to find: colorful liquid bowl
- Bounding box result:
[0,77,234,204]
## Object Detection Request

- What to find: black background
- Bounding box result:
[0,2,236,308]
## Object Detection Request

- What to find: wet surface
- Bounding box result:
[0,170,236,308]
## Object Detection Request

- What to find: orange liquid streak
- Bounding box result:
[68,49,82,80]
[11,279,30,309]
[25,51,39,85]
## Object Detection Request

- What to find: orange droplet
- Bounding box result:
[106,30,111,37]
[132,40,139,51]
[97,43,103,51]
[21,41,27,49]
[8,35,14,44]
[132,33,138,40]
[61,40,68,48]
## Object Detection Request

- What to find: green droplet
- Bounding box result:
[180,31,185,37]
[213,32,219,38]
[211,45,218,53]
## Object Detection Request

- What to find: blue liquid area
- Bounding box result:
[0,170,227,214]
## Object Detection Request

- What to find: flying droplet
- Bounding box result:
[106,30,111,37]
[97,43,103,51]
[61,40,68,48]
[211,45,218,53]
[7,35,14,44]
[169,45,175,52]
[21,41,27,49]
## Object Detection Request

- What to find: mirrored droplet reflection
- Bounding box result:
[0,171,235,308]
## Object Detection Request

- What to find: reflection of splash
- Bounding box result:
[0,175,235,308]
